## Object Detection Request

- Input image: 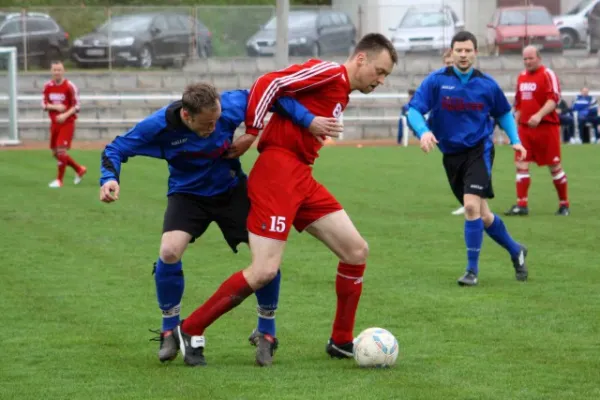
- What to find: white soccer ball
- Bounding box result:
[353,327,399,368]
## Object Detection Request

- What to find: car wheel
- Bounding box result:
[138,45,153,69]
[43,47,61,69]
[560,29,577,49]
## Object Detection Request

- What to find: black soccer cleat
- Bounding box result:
[457,271,478,286]
[512,245,528,282]
[173,322,207,367]
[149,329,178,362]
[326,338,354,359]
[555,205,570,216]
[504,204,529,216]
[248,329,278,367]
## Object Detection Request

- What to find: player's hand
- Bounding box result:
[512,144,527,161]
[100,180,120,203]
[54,104,67,112]
[224,134,256,159]
[419,132,438,153]
[56,113,67,123]
[527,114,542,128]
[308,117,343,144]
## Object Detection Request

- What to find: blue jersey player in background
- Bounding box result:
[407,31,529,286]
[99,82,342,365]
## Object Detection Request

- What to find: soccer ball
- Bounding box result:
[353,327,399,368]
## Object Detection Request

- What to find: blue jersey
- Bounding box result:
[409,67,512,154]
[100,90,315,197]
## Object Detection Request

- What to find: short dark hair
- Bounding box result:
[353,33,398,64]
[451,31,478,50]
[182,82,220,115]
[50,60,63,66]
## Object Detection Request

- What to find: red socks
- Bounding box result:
[182,271,253,336]
[552,168,569,207]
[516,168,530,207]
[54,152,83,182]
[332,262,366,345]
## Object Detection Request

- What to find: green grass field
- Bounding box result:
[1,145,599,400]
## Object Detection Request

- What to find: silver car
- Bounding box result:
[553,0,599,49]
[389,6,464,54]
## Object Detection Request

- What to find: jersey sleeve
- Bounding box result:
[490,80,512,118]
[408,73,437,115]
[42,84,50,110]
[245,60,342,136]
[219,90,315,137]
[67,81,81,112]
[100,117,165,186]
[513,75,522,111]
[543,69,561,103]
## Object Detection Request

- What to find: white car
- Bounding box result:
[389,6,464,54]
[553,0,599,49]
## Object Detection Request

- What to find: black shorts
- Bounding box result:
[442,140,495,205]
[162,178,249,253]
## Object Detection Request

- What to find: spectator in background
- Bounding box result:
[442,48,453,67]
[398,89,416,143]
[571,87,598,143]
[557,98,574,143]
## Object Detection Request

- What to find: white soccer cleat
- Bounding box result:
[451,206,465,215]
[48,179,63,188]
[74,166,87,185]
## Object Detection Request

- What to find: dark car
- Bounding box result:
[587,1,600,53]
[0,12,70,69]
[70,12,212,69]
[246,10,356,57]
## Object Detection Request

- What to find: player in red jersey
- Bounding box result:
[171,33,398,367]
[505,46,570,216]
[42,60,87,188]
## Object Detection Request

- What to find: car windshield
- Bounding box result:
[263,13,317,30]
[565,0,596,15]
[97,15,153,33]
[399,11,450,28]
[499,9,553,25]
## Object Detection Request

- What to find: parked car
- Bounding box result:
[486,6,563,55]
[246,10,356,57]
[389,6,464,55]
[553,0,599,49]
[71,12,212,69]
[587,0,600,52]
[0,11,70,69]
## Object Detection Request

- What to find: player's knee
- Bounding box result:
[342,238,369,265]
[463,202,481,218]
[159,242,185,264]
[248,262,280,288]
[549,163,562,173]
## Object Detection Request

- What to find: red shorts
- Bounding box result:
[49,121,75,149]
[516,124,561,166]
[247,149,343,241]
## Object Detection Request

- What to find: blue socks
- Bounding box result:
[154,259,184,332]
[254,269,281,337]
[485,214,521,258]
[464,218,484,275]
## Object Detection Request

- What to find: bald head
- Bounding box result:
[522,45,542,72]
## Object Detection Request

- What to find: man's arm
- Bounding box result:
[497,112,521,145]
[41,85,63,112]
[406,74,436,138]
[100,118,165,186]
[62,81,81,119]
[245,60,343,136]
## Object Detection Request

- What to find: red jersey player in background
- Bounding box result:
[42,60,87,188]
[505,46,570,217]
[172,33,398,367]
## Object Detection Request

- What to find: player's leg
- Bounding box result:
[59,122,87,184]
[48,124,64,188]
[213,177,282,365]
[294,184,366,358]
[154,193,211,362]
[506,126,532,216]
[481,200,528,281]
[543,125,570,216]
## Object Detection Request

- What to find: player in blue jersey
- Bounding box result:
[99,82,342,365]
[407,31,529,286]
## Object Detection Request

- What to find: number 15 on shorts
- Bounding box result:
[270,216,286,233]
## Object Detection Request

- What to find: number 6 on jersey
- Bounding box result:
[269,216,286,233]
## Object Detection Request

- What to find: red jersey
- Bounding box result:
[245,59,350,165]
[42,79,80,124]
[514,65,560,125]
